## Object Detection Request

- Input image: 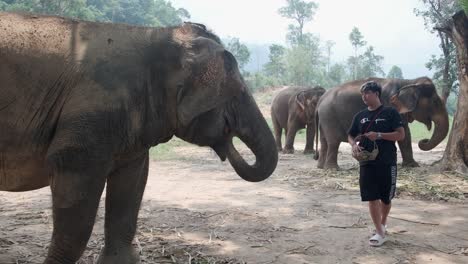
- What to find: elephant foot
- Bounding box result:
[324,164,340,170]
[97,247,140,264]
[313,152,319,160]
[276,146,283,152]
[402,160,419,168]
[303,149,315,155]
[282,148,294,154]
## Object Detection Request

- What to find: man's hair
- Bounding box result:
[360,81,382,98]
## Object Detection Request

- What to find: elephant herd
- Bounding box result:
[270,77,449,169]
[0,12,449,264]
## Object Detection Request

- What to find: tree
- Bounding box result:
[414,0,461,103]
[264,44,287,81]
[438,10,468,174]
[387,65,404,79]
[462,0,468,12]
[0,0,104,20]
[325,40,335,73]
[346,28,385,80]
[425,49,459,98]
[0,0,190,26]
[349,27,367,79]
[358,46,385,78]
[278,0,324,86]
[285,35,323,86]
[278,0,318,45]
[327,63,347,87]
[225,37,251,73]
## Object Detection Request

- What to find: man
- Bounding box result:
[347,81,405,247]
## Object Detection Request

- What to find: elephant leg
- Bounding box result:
[272,116,283,152]
[317,127,327,169]
[324,140,340,170]
[398,124,419,167]
[97,152,149,264]
[283,121,299,154]
[44,148,109,264]
[304,124,315,154]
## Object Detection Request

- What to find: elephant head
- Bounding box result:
[174,35,277,182]
[388,77,449,151]
[294,86,325,124]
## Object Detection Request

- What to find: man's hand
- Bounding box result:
[364,131,378,141]
[352,143,363,155]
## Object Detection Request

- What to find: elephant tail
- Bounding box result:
[313,108,319,160]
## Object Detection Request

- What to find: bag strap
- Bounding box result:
[364,107,384,133]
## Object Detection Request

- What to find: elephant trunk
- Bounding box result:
[418,111,449,151]
[226,95,278,182]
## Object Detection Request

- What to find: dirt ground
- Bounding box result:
[1,142,468,264]
[1,89,468,264]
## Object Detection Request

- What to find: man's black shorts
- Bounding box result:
[359,163,397,204]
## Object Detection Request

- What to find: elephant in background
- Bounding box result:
[314,77,449,169]
[0,13,277,264]
[271,86,326,154]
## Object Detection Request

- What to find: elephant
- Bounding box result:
[314,77,449,169]
[0,13,277,264]
[271,86,325,154]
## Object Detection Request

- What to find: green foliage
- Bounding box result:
[349,27,367,50]
[358,46,385,78]
[225,37,251,72]
[276,0,324,86]
[347,28,385,80]
[263,44,287,81]
[0,0,189,26]
[425,48,459,93]
[285,35,324,86]
[387,65,404,79]
[326,63,347,87]
[278,0,318,46]
[445,92,458,115]
[244,72,282,92]
[324,40,335,73]
[349,27,365,80]
[414,0,461,101]
[414,0,461,33]
[461,0,468,13]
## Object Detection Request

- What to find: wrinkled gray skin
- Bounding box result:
[0,13,277,264]
[271,86,325,154]
[314,77,449,169]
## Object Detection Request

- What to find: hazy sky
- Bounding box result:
[170,0,441,78]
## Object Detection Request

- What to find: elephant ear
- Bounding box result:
[295,91,306,111]
[177,37,243,126]
[390,84,419,114]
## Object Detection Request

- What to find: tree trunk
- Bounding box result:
[438,32,452,104]
[440,11,468,174]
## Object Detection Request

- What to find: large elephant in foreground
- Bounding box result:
[271,86,325,154]
[314,77,449,169]
[0,13,277,264]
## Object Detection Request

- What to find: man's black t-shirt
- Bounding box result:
[348,105,403,165]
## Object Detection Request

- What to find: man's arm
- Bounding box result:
[348,134,363,154]
[365,127,405,142]
[348,134,357,146]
